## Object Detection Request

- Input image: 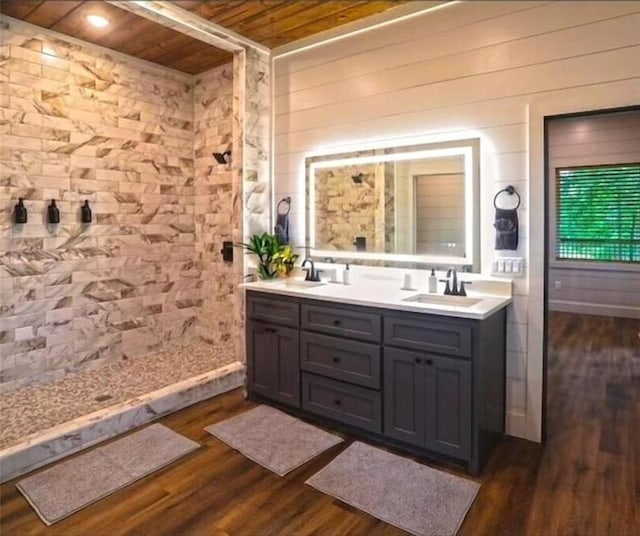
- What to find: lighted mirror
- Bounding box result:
[306,139,480,269]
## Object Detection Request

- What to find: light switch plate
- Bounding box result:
[492,256,524,276]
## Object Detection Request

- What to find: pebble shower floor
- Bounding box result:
[0,340,236,450]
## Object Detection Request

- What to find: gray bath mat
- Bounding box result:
[306,442,479,536]
[205,405,343,476]
[17,424,199,525]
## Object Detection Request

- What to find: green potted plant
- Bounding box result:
[239,233,292,280]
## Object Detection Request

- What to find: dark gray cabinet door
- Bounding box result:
[272,325,300,407]
[383,348,426,447]
[424,354,471,459]
[247,320,300,407]
[384,349,472,459]
[248,320,274,398]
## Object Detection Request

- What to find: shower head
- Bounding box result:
[351,172,364,184]
[212,150,231,164]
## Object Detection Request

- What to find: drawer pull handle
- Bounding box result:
[334,399,342,406]
[332,356,340,363]
[425,359,433,366]
[332,319,342,326]
[264,327,277,334]
[414,357,421,364]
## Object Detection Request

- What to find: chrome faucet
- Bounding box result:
[302,259,321,282]
[440,268,472,296]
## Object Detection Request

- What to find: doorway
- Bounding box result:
[541,107,640,530]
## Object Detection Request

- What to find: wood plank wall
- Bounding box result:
[414,173,465,256]
[273,1,640,439]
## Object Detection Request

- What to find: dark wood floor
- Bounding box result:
[1,312,638,535]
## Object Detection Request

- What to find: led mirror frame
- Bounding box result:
[305,139,480,270]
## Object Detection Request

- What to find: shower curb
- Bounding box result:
[0,362,246,484]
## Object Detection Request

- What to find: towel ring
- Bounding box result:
[277,196,291,216]
[493,185,521,210]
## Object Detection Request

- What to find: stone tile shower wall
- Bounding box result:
[0,20,237,392]
[383,163,395,252]
[242,49,271,239]
[315,163,383,252]
[229,48,272,363]
[193,64,234,346]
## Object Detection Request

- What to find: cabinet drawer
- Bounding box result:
[302,373,382,434]
[301,332,381,389]
[384,316,472,358]
[247,294,299,327]
[301,303,381,342]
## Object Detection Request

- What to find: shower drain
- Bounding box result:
[95,394,113,402]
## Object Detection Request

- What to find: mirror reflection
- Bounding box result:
[307,139,479,267]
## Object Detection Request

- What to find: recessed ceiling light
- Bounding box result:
[86,14,110,28]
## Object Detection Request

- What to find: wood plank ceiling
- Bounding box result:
[0,1,408,74]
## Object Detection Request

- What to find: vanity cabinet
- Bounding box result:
[246,290,506,474]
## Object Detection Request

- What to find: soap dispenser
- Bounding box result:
[80,200,92,224]
[428,268,437,293]
[47,200,60,224]
[13,198,27,224]
[343,263,351,285]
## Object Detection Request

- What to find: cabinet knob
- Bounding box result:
[425,359,433,366]
[334,399,342,406]
[414,357,421,364]
[264,327,277,334]
[333,319,342,326]
[332,356,340,363]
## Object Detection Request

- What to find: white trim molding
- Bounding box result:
[527,79,640,443]
[272,1,455,58]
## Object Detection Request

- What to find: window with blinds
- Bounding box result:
[555,163,640,263]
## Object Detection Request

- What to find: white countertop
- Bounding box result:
[240,274,512,320]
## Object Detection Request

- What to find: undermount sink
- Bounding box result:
[272,279,327,289]
[402,293,482,308]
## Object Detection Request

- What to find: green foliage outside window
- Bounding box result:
[556,163,640,263]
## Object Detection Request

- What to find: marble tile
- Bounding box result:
[228,49,272,365]
[193,63,236,354]
[0,20,206,389]
[1,17,270,438]
[315,164,383,251]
